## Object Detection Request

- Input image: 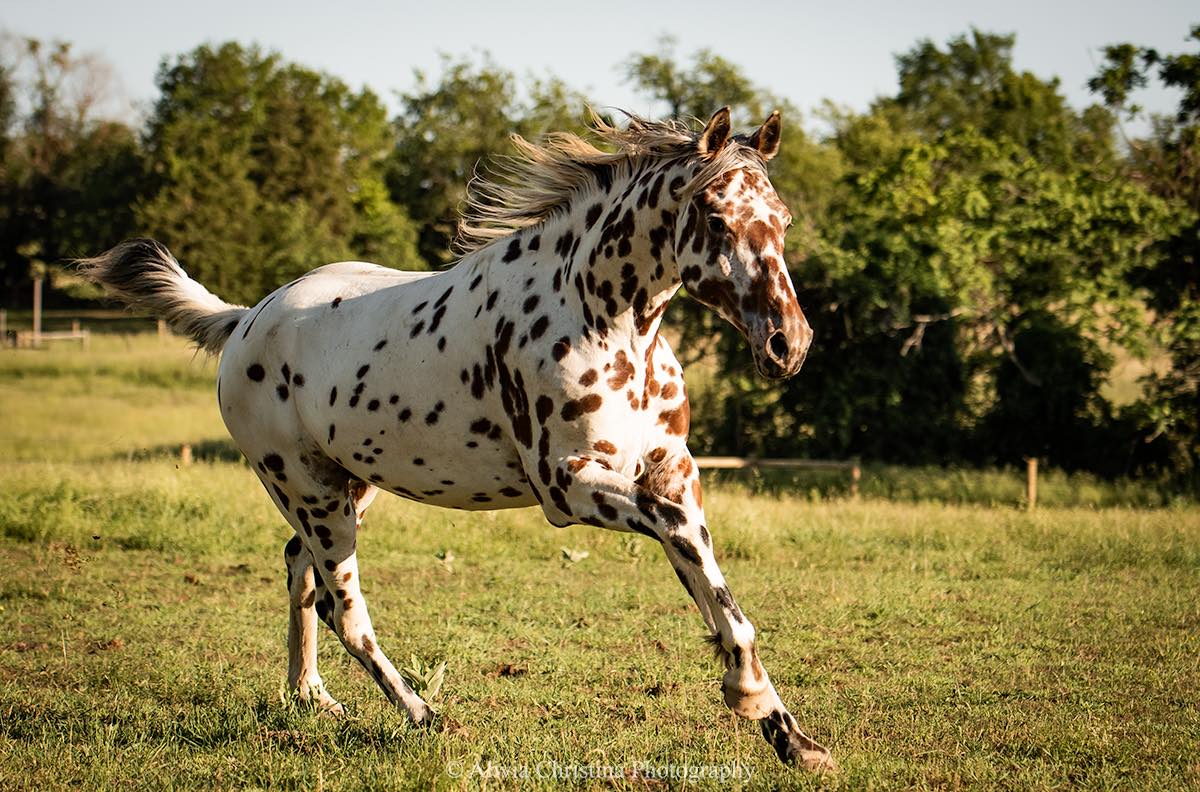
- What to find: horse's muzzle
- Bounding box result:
[751,316,812,380]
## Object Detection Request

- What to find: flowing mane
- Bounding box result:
[454,111,766,256]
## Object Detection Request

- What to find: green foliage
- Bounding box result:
[139,42,422,305]
[387,54,591,266]
[1088,26,1200,482]
[0,37,146,306]
[399,655,448,705]
[631,32,1187,483]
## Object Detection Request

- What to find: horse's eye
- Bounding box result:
[707,216,725,235]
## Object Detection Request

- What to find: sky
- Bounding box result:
[1,0,1196,135]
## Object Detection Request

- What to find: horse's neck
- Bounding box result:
[551,160,688,352]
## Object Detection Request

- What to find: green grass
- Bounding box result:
[1,335,1197,790]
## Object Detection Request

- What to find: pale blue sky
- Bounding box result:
[1,0,1195,134]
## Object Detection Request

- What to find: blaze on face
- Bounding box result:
[674,109,812,380]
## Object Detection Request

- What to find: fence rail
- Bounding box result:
[695,456,862,497]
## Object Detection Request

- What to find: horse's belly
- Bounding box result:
[329,425,538,511]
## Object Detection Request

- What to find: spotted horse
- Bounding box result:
[80,108,832,770]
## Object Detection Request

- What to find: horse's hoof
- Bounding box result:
[761,714,835,772]
[788,745,836,772]
[316,698,346,717]
[436,715,468,736]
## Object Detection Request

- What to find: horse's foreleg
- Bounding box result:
[541,453,834,771]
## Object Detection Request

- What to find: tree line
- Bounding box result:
[1,28,1196,485]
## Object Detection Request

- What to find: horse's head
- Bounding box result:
[673,108,811,380]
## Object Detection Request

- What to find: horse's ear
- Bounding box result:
[697,107,732,157]
[748,111,782,161]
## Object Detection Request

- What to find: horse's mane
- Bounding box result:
[454,110,764,256]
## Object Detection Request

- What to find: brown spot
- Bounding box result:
[593,440,617,454]
[607,350,635,390]
[658,401,689,436]
[561,394,603,421]
[579,369,598,387]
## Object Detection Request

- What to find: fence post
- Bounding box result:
[180,444,193,466]
[850,460,861,499]
[32,277,43,346]
[1025,457,1038,510]
[157,318,167,340]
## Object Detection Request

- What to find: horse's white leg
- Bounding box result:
[254,454,432,725]
[283,533,343,713]
[541,450,834,771]
[299,493,433,724]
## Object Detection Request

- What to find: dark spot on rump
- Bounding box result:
[246,364,265,381]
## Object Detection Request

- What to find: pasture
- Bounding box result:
[1,334,1197,790]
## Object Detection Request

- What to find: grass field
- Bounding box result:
[1,335,1197,790]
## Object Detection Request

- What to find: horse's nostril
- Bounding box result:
[768,332,789,361]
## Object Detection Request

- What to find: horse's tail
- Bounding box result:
[77,238,248,354]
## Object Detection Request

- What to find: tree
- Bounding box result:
[139,42,421,305]
[886,29,1116,168]
[624,33,1179,473]
[387,54,591,267]
[623,36,767,126]
[1090,25,1200,483]
[0,35,145,306]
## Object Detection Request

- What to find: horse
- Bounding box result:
[80,107,833,771]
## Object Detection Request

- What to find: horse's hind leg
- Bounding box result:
[283,533,343,713]
[259,457,433,725]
